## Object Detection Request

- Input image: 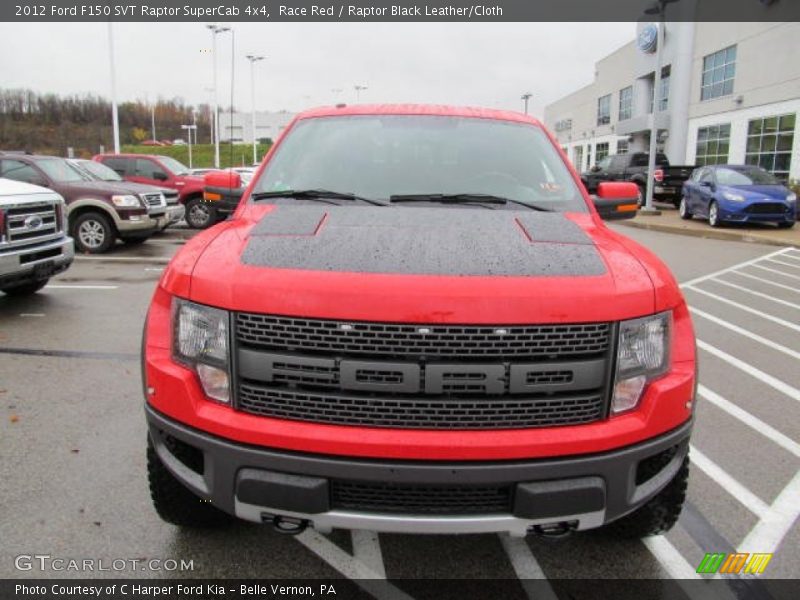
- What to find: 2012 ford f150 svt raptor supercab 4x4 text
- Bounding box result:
[142,105,696,539]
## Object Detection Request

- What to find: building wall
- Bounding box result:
[220,110,296,143]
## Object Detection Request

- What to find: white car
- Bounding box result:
[0,177,74,295]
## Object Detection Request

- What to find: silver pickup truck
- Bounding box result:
[0,177,75,295]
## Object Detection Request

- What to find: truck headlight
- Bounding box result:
[611,312,671,414]
[172,298,231,403]
[112,194,143,208]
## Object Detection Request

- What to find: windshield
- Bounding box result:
[36,158,89,183]
[156,156,189,175]
[716,167,780,186]
[77,160,122,181]
[252,115,586,212]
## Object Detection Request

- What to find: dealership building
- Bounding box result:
[544,21,800,182]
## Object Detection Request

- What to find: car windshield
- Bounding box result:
[157,156,189,175]
[252,115,586,212]
[77,160,122,181]
[36,158,89,183]
[716,167,780,186]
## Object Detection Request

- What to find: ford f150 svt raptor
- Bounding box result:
[143,105,696,538]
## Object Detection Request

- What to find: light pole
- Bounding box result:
[642,0,678,214]
[151,104,156,141]
[207,24,231,168]
[246,54,265,166]
[106,23,120,153]
[521,92,533,115]
[181,124,197,168]
[354,85,368,102]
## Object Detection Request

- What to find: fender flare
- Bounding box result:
[66,198,121,227]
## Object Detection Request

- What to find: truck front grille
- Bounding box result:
[4,202,59,244]
[233,313,613,430]
[236,313,611,359]
[141,193,164,208]
[330,480,511,514]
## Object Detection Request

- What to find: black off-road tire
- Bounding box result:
[600,456,689,538]
[147,441,232,527]
[185,197,216,229]
[1,279,49,296]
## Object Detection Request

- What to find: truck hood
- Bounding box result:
[178,205,672,324]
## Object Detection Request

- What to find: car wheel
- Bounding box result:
[599,456,689,538]
[679,197,692,220]
[1,279,49,296]
[708,201,722,228]
[185,198,216,229]
[72,212,115,254]
[147,438,233,528]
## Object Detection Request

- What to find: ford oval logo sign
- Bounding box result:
[24,215,44,230]
[638,23,658,54]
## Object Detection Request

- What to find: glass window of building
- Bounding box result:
[618,86,633,121]
[597,94,611,126]
[595,142,610,163]
[695,124,731,166]
[701,45,736,101]
[616,139,629,154]
[745,113,795,180]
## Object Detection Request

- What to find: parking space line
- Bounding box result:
[679,248,794,288]
[689,308,800,360]
[45,285,119,290]
[750,264,800,282]
[642,536,700,579]
[698,340,800,403]
[711,278,800,310]
[498,535,558,600]
[697,385,800,459]
[766,258,800,270]
[739,470,800,555]
[690,446,770,517]
[351,530,387,579]
[730,271,800,294]
[686,286,800,333]
[295,531,415,599]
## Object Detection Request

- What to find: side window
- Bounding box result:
[0,159,43,184]
[631,154,649,167]
[102,157,130,176]
[135,158,167,180]
[699,168,715,183]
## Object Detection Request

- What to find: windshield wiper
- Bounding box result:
[251,189,388,206]
[390,193,552,212]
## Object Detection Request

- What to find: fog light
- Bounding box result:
[196,363,230,403]
[612,375,646,414]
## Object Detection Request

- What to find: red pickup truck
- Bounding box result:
[142,105,695,539]
[93,154,213,229]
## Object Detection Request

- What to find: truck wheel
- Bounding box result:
[679,197,692,220]
[708,201,722,228]
[147,441,232,527]
[72,212,115,254]
[636,184,645,207]
[185,198,216,229]
[601,456,689,538]
[1,279,49,296]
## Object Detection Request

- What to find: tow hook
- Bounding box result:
[268,514,309,535]
[529,520,578,539]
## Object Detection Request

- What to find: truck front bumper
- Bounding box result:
[0,236,74,287]
[146,405,692,536]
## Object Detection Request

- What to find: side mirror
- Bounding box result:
[593,182,638,221]
[700,180,715,190]
[590,164,601,173]
[29,176,48,188]
[153,172,168,181]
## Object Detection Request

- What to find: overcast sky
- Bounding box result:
[0,22,635,117]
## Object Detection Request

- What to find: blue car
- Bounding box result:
[680,165,796,228]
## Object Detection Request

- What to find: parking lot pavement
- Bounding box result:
[1,227,798,595]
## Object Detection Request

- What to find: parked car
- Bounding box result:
[582,152,695,207]
[69,159,184,230]
[142,104,695,540]
[0,177,74,295]
[93,154,211,229]
[681,165,796,228]
[0,153,167,253]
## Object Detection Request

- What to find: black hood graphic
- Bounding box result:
[241,206,606,277]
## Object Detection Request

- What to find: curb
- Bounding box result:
[618,219,800,249]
